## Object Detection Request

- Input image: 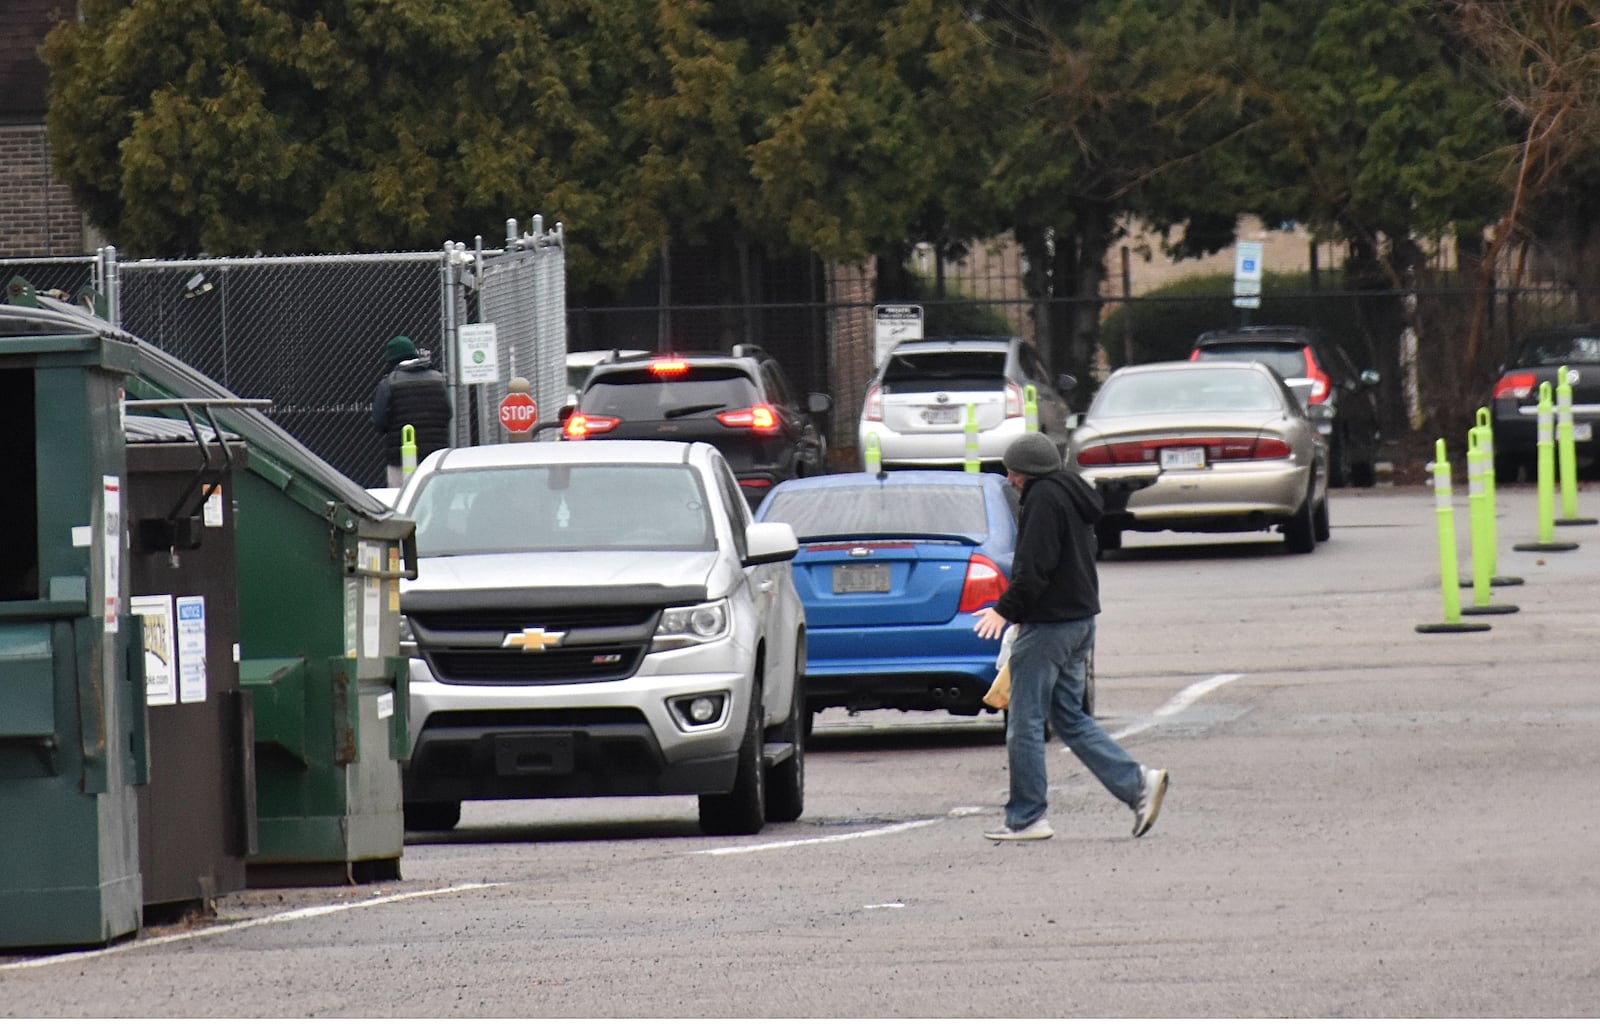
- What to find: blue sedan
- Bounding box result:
[754,470,1020,727]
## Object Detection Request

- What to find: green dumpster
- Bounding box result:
[0,280,147,949]
[110,308,416,886]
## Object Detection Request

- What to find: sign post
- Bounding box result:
[499,379,538,441]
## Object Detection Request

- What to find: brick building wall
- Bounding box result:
[0,124,86,255]
[1,0,90,257]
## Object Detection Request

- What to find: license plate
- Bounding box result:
[1574,422,1593,442]
[1159,446,1207,470]
[923,406,961,425]
[833,563,890,594]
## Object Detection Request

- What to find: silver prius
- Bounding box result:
[1070,360,1330,555]
[392,439,807,836]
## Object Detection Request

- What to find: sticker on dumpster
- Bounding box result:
[103,476,121,633]
[202,484,225,528]
[361,541,382,660]
[177,595,207,703]
[132,594,177,707]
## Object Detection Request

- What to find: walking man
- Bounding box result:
[974,432,1168,841]
[372,335,451,487]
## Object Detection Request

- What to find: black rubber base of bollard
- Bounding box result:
[1512,540,1580,552]
[1415,621,1492,633]
[1554,516,1599,526]
[1459,576,1526,588]
[1461,604,1520,615]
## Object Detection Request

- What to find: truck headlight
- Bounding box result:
[651,599,730,652]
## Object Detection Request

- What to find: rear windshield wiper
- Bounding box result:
[663,403,727,418]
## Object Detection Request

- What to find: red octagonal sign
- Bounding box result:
[499,392,538,433]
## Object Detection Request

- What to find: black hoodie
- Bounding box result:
[992,469,1105,624]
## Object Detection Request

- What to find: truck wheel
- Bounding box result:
[699,691,767,836]
[764,650,806,823]
[404,801,460,833]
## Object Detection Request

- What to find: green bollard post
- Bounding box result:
[1462,426,1517,616]
[864,430,883,477]
[1461,417,1523,588]
[963,402,981,472]
[1554,365,1598,526]
[1514,383,1579,552]
[1023,384,1039,433]
[1418,439,1490,633]
[401,423,418,482]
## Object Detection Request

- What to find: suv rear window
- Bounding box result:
[763,484,990,539]
[1517,333,1600,365]
[1194,342,1308,380]
[582,368,761,419]
[881,351,1007,392]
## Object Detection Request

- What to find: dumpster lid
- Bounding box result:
[125,414,245,445]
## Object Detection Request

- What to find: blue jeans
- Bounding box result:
[1004,617,1142,830]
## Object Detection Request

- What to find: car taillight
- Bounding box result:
[958,554,1007,613]
[863,384,883,422]
[1005,380,1024,418]
[1304,347,1331,403]
[716,405,779,431]
[1075,436,1290,465]
[1493,372,1537,400]
[651,359,689,377]
[564,412,620,437]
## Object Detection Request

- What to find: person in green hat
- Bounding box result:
[371,334,451,486]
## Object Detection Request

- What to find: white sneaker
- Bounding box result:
[1132,767,1168,838]
[983,817,1054,841]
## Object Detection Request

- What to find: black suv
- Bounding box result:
[1490,325,1600,482]
[563,345,831,505]
[1190,325,1383,487]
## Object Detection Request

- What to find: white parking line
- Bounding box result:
[699,674,1244,856]
[691,818,943,855]
[0,882,505,971]
[1109,673,1240,742]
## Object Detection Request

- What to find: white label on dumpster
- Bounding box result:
[177,595,207,703]
[376,691,394,720]
[103,476,121,633]
[203,484,225,527]
[344,576,359,658]
[132,594,177,707]
[361,541,382,660]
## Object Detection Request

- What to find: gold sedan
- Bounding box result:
[1070,360,1330,555]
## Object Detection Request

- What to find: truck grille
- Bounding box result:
[410,605,659,685]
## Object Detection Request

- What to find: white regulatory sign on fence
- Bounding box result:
[457,323,501,385]
[874,304,924,368]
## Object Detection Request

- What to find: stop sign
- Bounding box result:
[499,392,538,434]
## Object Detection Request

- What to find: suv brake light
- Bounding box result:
[1304,347,1332,404]
[650,359,689,377]
[958,554,1007,613]
[716,405,778,431]
[863,384,883,422]
[1005,380,1024,418]
[1493,372,1537,400]
[564,412,620,437]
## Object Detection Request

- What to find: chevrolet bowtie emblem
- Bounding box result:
[502,628,567,651]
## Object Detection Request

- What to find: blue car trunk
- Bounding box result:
[790,539,974,627]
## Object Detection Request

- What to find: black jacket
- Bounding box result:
[372,359,451,464]
[992,469,1104,624]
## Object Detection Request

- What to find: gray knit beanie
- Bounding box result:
[1002,432,1062,476]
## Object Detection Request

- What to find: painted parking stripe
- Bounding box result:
[0,882,505,971]
[698,674,1244,856]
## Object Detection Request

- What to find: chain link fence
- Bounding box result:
[3,223,568,489]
